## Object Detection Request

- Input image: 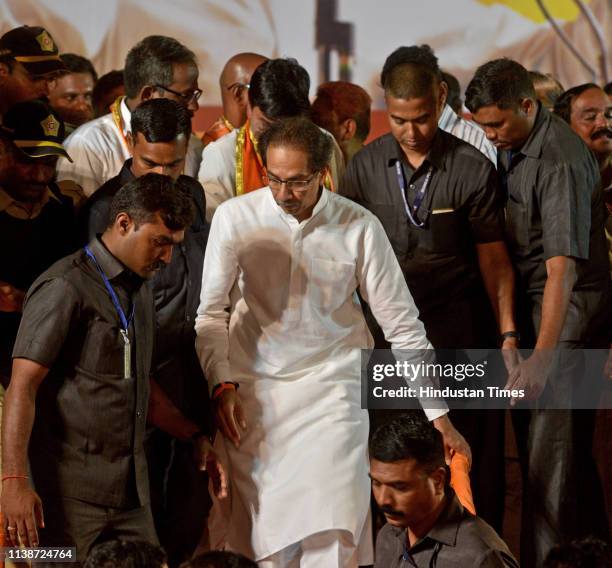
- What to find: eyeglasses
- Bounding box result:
[225,82,249,92]
[154,84,203,104]
[263,172,318,191]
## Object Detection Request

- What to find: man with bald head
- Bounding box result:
[202,52,267,147]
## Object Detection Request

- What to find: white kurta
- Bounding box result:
[195,188,442,562]
[56,98,204,196]
[197,128,346,222]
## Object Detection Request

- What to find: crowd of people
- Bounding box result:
[0,22,610,568]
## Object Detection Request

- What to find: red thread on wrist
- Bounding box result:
[212,383,237,401]
[1,474,29,482]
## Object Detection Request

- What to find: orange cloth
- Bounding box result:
[202,115,233,147]
[235,120,266,196]
[450,452,476,515]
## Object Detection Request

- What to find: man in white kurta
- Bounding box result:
[195,117,466,567]
[56,35,204,197]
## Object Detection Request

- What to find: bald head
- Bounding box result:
[220,52,268,127]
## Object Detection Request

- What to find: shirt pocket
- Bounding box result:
[309,258,356,313]
[421,209,463,253]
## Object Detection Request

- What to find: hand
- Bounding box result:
[1,478,44,547]
[0,282,25,312]
[432,414,472,468]
[215,388,247,448]
[192,437,228,499]
[504,349,554,405]
[501,338,521,375]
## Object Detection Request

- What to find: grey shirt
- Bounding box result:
[12,237,153,508]
[499,105,610,342]
[374,493,518,567]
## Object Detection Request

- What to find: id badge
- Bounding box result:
[120,329,131,379]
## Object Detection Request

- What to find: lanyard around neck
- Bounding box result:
[395,161,434,228]
[84,246,135,332]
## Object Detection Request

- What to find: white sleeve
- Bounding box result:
[198,139,237,223]
[194,205,239,393]
[357,214,448,421]
[56,131,106,197]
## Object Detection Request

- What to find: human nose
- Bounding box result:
[275,182,292,201]
[30,163,54,182]
[159,245,173,265]
[187,96,199,113]
[484,127,497,141]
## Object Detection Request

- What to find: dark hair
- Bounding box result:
[92,69,124,113]
[529,70,564,108]
[553,83,601,124]
[248,58,310,119]
[369,414,446,475]
[59,53,98,82]
[465,58,536,113]
[108,173,194,230]
[259,116,333,173]
[604,82,612,96]
[124,35,197,99]
[442,71,462,114]
[83,540,167,568]
[543,537,610,568]
[311,81,372,141]
[180,551,258,568]
[131,98,191,143]
[380,45,442,100]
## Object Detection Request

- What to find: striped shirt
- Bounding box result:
[438,104,497,165]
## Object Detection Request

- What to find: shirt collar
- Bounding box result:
[119,159,136,185]
[516,102,550,160]
[387,129,447,172]
[120,97,132,136]
[86,236,129,281]
[0,186,59,217]
[423,491,464,547]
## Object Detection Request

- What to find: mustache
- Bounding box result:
[591,128,612,140]
[377,504,404,517]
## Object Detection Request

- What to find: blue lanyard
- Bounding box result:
[84,246,135,332]
[395,161,434,228]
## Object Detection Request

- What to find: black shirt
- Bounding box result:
[0,184,76,385]
[374,492,518,567]
[81,160,211,426]
[13,237,153,508]
[341,129,503,318]
[500,105,610,342]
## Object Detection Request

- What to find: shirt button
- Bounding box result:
[136,411,142,418]
[186,315,191,322]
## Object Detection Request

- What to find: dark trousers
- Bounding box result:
[511,344,609,567]
[146,430,212,568]
[37,493,157,566]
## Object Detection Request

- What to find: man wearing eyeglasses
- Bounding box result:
[56,35,204,197]
[202,52,268,147]
[195,116,469,567]
[0,26,66,120]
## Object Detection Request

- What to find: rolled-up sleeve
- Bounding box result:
[536,163,591,260]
